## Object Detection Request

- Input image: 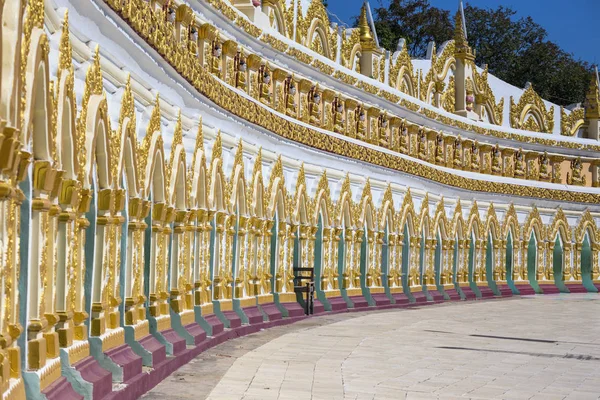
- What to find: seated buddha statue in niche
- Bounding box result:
[435,133,444,164]
[308,85,321,126]
[284,75,297,116]
[491,144,502,175]
[471,142,480,171]
[417,128,427,160]
[399,122,408,154]
[567,157,586,186]
[453,136,462,168]
[514,148,526,178]
[331,96,345,134]
[355,104,366,140]
[539,152,550,181]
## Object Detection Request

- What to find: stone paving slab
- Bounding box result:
[145,294,600,399]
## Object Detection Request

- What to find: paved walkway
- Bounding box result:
[144,294,600,400]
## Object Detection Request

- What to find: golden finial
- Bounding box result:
[211,129,223,163]
[87,45,104,96]
[59,10,72,74]
[252,147,263,181]
[147,94,162,135]
[172,110,183,148]
[194,116,204,153]
[585,67,600,120]
[269,155,284,191]
[232,139,244,179]
[454,1,473,58]
[358,3,374,45]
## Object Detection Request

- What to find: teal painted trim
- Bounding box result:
[358,228,375,306]
[83,182,97,338]
[505,231,518,294]
[552,236,570,293]
[468,235,482,297]
[124,325,153,366]
[89,336,124,381]
[401,225,415,302]
[486,234,500,295]
[194,306,215,336]
[338,230,354,307]
[419,233,433,301]
[169,308,197,345]
[232,299,251,323]
[580,234,598,292]
[23,370,49,400]
[434,233,449,300]
[452,238,466,299]
[314,215,331,310]
[527,233,542,293]
[272,293,290,317]
[148,316,175,355]
[60,348,94,398]
[212,300,232,328]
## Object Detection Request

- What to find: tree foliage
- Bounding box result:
[361,0,591,106]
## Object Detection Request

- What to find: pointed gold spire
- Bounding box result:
[172,110,183,148]
[358,3,374,46]
[59,10,72,74]
[88,45,104,96]
[191,116,204,171]
[211,130,223,163]
[454,1,473,59]
[252,147,263,181]
[585,68,600,120]
[147,94,162,135]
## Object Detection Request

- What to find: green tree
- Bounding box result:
[363,0,453,58]
[463,4,590,106]
[361,1,592,106]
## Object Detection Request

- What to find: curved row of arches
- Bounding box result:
[1,1,599,398]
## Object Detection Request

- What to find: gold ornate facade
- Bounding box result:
[1,0,600,399]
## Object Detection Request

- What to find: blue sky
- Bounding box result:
[326,0,600,65]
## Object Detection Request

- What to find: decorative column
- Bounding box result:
[331,227,343,290]
[571,242,580,281]
[584,70,600,140]
[499,239,507,281]
[73,189,92,341]
[274,220,287,293]
[544,241,553,281]
[123,199,149,330]
[357,4,382,78]
[365,230,375,287]
[284,223,295,294]
[246,216,259,298]
[374,230,384,287]
[592,243,600,281]
[235,216,249,299]
[169,209,190,314]
[55,179,80,349]
[426,238,436,286]
[260,219,274,300]
[408,237,420,287]
[453,4,477,118]
[520,239,529,282]
[320,227,331,291]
